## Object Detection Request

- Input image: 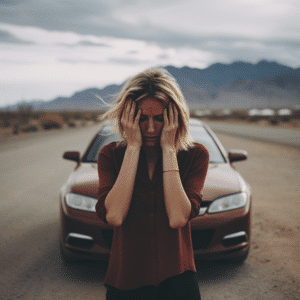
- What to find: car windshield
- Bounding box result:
[82,124,225,163]
[189,126,225,163]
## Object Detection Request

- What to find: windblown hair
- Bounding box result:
[100,67,194,152]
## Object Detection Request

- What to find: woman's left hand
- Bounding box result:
[160,102,179,151]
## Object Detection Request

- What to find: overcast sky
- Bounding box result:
[1,0,300,107]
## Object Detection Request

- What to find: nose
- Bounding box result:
[147,118,155,133]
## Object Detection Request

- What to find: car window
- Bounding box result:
[189,126,225,163]
[83,124,225,164]
[84,131,120,163]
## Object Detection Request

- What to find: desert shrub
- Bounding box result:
[21,119,41,132]
[39,113,64,130]
[67,120,76,127]
[249,116,260,122]
[281,117,290,123]
[269,118,279,125]
[22,126,38,132]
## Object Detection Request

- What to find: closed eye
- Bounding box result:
[139,115,164,122]
[155,116,164,122]
[139,116,147,122]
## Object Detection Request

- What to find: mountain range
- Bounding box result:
[3,60,300,111]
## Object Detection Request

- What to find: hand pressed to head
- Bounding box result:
[121,98,179,150]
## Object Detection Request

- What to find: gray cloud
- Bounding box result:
[0,0,110,33]
[1,0,300,68]
[264,38,300,50]
[0,0,23,6]
[0,29,34,44]
[58,40,111,48]
[1,0,299,50]
[78,40,109,47]
[108,57,151,65]
[58,58,104,64]
[126,50,139,54]
[157,54,170,60]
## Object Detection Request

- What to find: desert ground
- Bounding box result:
[0,121,299,299]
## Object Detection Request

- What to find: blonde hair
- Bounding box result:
[100,67,194,152]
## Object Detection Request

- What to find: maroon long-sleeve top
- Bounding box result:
[96,141,209,290]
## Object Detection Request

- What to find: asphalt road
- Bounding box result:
[0,124,299,299]
[206,121,300,149]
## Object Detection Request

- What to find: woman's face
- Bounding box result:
[136,98,168,147]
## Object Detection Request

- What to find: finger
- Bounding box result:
[121,102,128,121]
[134,108,142,125]
[129,101,136,123]
[169,102,174,124]
[125,99,132,119]
[174,104,179,126]
[163,108,169,126]
[121,106,126,124]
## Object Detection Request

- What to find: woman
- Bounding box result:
[96,68,209,300]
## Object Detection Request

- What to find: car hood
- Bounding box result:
[67,163,246,202]
[203,164,246,201]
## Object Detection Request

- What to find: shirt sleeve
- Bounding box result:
[96,143,118,223]
[183,144,210,221]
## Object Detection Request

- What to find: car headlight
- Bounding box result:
[208,192,247,214]
[65,193,97,212]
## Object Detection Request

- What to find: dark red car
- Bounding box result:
[60,119,251,263]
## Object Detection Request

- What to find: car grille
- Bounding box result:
[102,229,215,251]
[191,229,215,251]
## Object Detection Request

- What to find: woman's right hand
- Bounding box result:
[121,99,142,148]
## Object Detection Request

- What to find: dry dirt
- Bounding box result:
[207,132,300,300]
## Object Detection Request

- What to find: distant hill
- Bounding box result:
[165,61,300,109]
[3,60,300,111]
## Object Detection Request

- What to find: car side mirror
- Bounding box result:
[63,151,80,163]
[228,149,248,163]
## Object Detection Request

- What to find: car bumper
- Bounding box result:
[191,201,251,260]
[60,201,111,261]
[60,197,251,261]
